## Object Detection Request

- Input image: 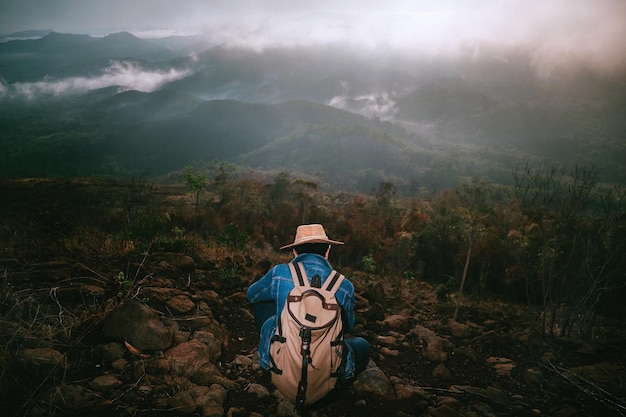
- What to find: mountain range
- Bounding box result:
[1,31,625,192]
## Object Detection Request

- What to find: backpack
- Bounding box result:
[269,262,345,407]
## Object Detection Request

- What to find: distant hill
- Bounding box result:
[0,31,181,83]
[236,124,435,190]
[98,96,392,178]
[1,34,625,191]
[0,29,52,41]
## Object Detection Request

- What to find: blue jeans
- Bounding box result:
[343,336,370,376]
[253,301,370,377]
[253,301,275,333]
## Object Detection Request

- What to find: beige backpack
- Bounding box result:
[269,262,345,407]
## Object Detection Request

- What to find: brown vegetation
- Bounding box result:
[0,171,624,416]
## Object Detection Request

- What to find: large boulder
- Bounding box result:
[353,361,396,400]
[103,300,174,351]
[410,324,453,362]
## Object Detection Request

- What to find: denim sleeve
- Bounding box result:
[338,279,355,330]
[246,267,275,303]
[257,316,276,370]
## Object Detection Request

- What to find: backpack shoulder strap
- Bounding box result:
[288,262,310,288]
[322,270,345,295]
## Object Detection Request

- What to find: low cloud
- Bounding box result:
[329,92,397,119]
[196,1,626,76]
[2,0,624,81]
[1,61,191,100]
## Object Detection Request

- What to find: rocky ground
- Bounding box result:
[2,249,625,417]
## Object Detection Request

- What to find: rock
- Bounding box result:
[410,325,451,362]
[99,342,124,362]
[391,380,430,402]
[195,289,222,304]
[362,302,386,321]
[427,404,463,417]
[193,331,223,359]
[174,330,192,345]
[568,361,623,387]
[144,286,185,302]
[451,385,486,397]
[540,351,559,367]
[470,402,497,417]
[522,367,544,386]
[354,398,367,407]
[432,363,452,381]
[165,338,221,375]
[553,336,587,350]
[53,384,98,409]
[486,386,510,404]
[472,329,498,345]
[380,347,401,357]
[187,301,227,339]
[381,314,409,329]
[247,383,271,398]
[354,364,396,400]
[159,253,195,272]
[486,357,515,377]
[483,319,496,327]
[89,374,123,391]
[163,336,233,389]
[227,407,246,417]
[436,396,460,408]
[377,335,398,346]
[232,354,254,367]
[111,358,128,371]
[18,347,65,368]
[158,260,171,270]
[447,320,472,338]
[194,362,237,390]
[275,390,299,417]
[222,275,244,290]
[388,330,405,339]
[519,330,544,348]
[166,294,196,314]
[454,346,477,362]
[364,282,386,303]
[190,384,228,417]
[103,300,174,351]
[169,391,197,413]
[551,404,578,417]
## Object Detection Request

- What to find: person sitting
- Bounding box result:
[247,224,371,403]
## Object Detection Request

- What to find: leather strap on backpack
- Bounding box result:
[296,327,312,409]
[323,270,345,294]
[288,263,345,294]
[288,262,309,287]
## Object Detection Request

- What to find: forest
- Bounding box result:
[5,162,624,340]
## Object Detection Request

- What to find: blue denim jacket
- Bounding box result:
[246,253,357,378]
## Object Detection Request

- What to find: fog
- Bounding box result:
[1,0,625,75]
[0,61,191,99]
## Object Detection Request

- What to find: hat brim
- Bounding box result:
[280,237,344,250]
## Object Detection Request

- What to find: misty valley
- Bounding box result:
[1,30,625,192]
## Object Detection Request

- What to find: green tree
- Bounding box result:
[291,178,318,224]
[183,166,209,254]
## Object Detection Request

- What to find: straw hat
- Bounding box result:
[280,224,344,250]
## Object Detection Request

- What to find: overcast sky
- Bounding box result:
[1,0,625,72]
